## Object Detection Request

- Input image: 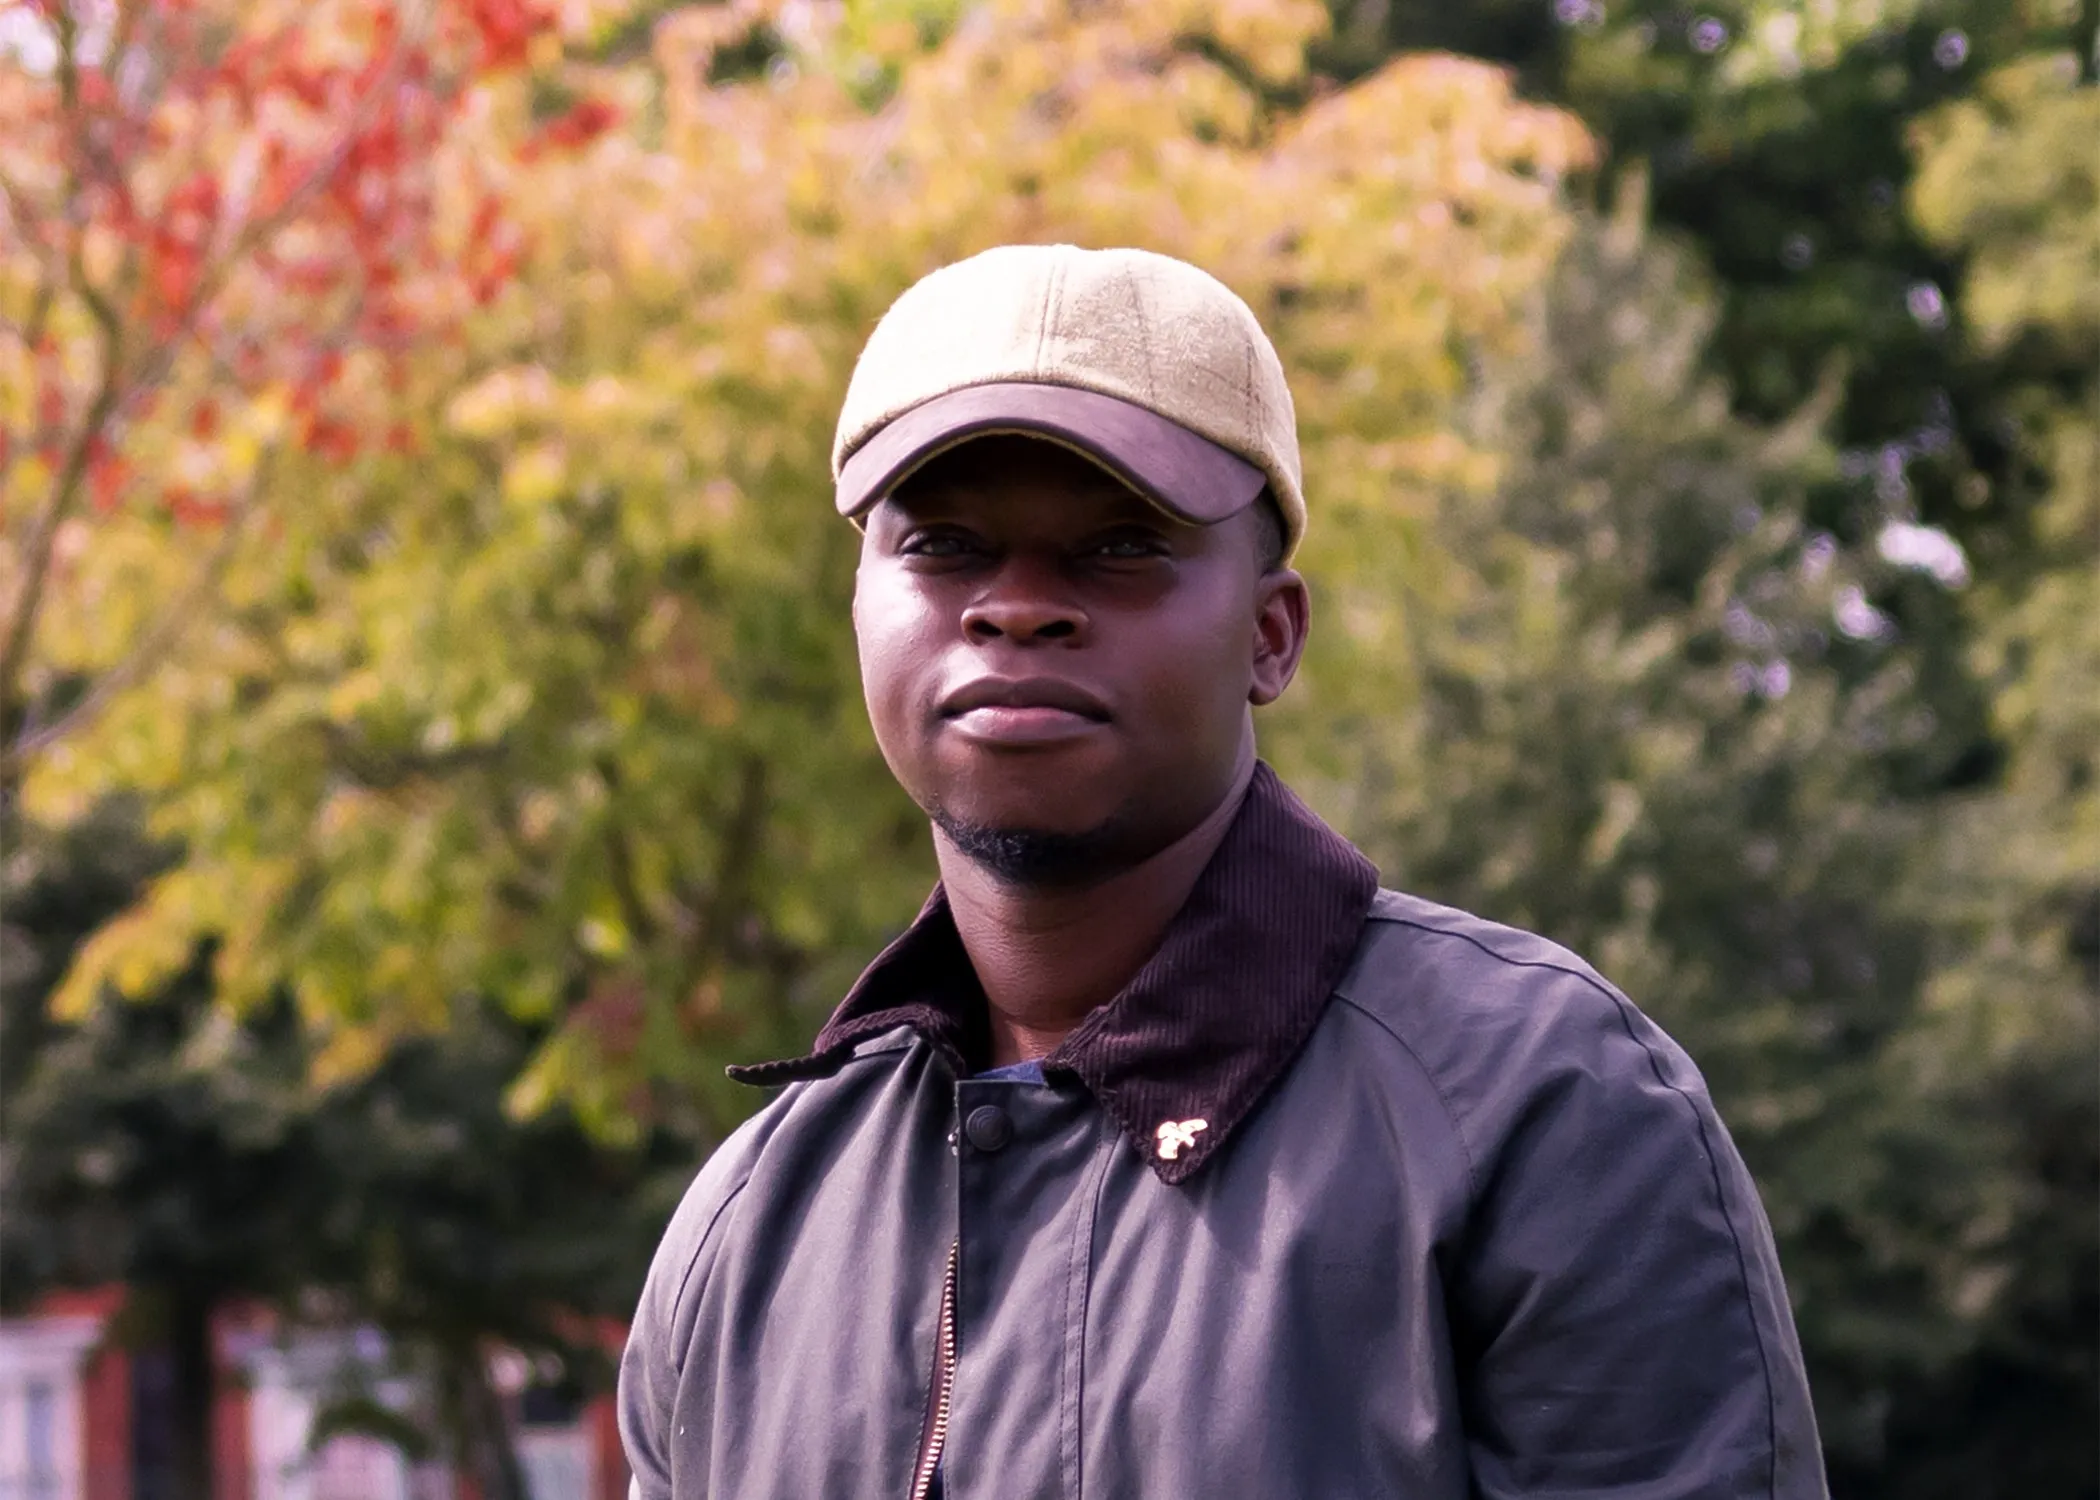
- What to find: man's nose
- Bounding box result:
[960,558,1088,644]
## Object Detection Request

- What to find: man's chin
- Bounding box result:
[929,808,1130,889]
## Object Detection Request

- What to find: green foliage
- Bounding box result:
[1,802,692,1499]
[1278,190,1986,1469]
[1350,0,2091,551]
[2,839,683,1334]
[1877,47,2100,1500]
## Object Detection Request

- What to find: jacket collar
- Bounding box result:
[727,763,1379,1183]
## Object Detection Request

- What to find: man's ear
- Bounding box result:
[1249,570,1310,706]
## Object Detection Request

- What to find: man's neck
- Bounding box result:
[935,750,1258,1069]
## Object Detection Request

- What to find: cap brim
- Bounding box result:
[836,382,1268,527]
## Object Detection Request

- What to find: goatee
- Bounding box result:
[930,809,1128,889]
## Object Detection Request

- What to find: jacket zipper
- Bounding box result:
[908,1240,960,1500]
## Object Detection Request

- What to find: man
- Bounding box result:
[619,244,1827,1499]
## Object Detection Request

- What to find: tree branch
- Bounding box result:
[595,755,660,947]
[0,441,282,774]
[322,730,510,792]
[0,340,122,776]
[675,753,769,995]
[0,9,130,773]
[0,170,60,500]
[164,0,438,339]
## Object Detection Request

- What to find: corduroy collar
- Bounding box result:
[727,763,1378,1183]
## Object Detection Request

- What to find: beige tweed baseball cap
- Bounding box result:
[832,244,1305,560]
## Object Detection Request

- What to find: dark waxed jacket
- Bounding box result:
[619,765,1827,1499]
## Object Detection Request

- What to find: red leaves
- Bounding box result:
[467,0,553,70]
[462,187,526,305]
[8,0,582,537]
[88,452,132,516]
[576,973,647,1061]
[300,415,361,464]
[36,372,65,436]
[532,97,621,154]
[140,172,222,322]
[165,488,231,527]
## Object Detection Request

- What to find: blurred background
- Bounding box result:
[0,0,2092,1496]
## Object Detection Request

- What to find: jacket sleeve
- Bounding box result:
[618,1111,769,1500]
[1437,960,1827,1500]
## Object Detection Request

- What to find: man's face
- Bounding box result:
[853,436,1306,885]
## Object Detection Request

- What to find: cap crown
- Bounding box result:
[834,244,1305,547]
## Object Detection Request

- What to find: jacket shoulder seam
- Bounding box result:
[666,1174,752,1374]
[1357,908,1605,990]
[1329,993,1481,1201]
[1593,973,1786,1500]
[1358,909,1785,1495]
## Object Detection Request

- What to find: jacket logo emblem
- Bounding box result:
[1154,1118,1209,1161]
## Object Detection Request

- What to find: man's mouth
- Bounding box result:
[939,676,1112,744]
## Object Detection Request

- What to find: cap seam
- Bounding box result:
[1127,266,1159,403]
[1033,254,1062,375]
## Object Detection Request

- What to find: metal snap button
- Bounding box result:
[963,1104,1014,1153]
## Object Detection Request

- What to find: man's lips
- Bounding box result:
[938,676,1112,744]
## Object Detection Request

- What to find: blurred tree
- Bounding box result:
[1325,0,2096,802]
[0,0,592,796]
[1325,0,2091,563]
[2,809,327,1500]
[26,0,1593,1131]
[299,1006,689,1500]
[0,809,691,1500]
[1876,50,2100,1500]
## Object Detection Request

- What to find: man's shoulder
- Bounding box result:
[638,1026,923,1330]
[1329,888,1713,1174]
[1336,886,1635,1020]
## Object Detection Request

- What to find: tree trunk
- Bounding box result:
[163,1290,216,1500]
[441,1342,529,1500]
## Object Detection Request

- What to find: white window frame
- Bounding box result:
[0,1314,102,1500]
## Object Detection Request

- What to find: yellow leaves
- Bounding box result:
[51,903,191,1020]
[1909,54,2100,353]
[505,1024,643,1144]
[577,915,629,958]
[1186,0,1329,87]
[51,857,285,1018]
[309,1023,390,1092]
[501,441,570,509]
[446,364,561,437]
[315,784,376,842]
[517,789,565,845]
[326,670,386,724]
[1584,781,1646,870]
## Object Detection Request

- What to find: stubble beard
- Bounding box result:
[928,804,1138,889]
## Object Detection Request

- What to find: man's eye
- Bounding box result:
[902,531,980,558]
[1092,536,1166,560]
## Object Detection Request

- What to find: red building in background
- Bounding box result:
[0,1290,627,1500]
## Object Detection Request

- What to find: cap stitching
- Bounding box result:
[1125,266,1159,403]
[1033,255,1062,374]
